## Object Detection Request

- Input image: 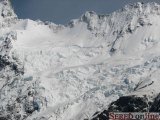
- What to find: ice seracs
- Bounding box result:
[1,1,160,120]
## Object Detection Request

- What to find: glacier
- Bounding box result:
[0,1,160,120]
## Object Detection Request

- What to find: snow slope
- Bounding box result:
[1,1,160,120]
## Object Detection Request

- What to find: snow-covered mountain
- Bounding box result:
[1,1,160,120]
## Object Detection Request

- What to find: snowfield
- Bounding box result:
[0,1,160,120]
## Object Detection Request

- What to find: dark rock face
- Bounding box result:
[0,32,40,119]
[92,96,149,120]
[92,94,160,120]
[25,96,40,114]
[0,116,9,120]
[0,33,26,120]
[150,94,160,112]
[108,96,149,112]
[25,102,35,114]
[0,55,10,70]
[0,114,22,120]
[0,32,24,75]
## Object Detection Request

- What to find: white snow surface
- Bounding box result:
[0,1,160,120]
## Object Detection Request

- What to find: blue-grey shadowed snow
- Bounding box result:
[11,0,160,24]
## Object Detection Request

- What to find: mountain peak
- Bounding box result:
[81,11,97,20]
[67,2,160,34]
[122,2,160,13]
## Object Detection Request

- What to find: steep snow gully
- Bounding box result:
[0,1,160,120]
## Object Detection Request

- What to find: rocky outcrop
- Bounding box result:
[91,94,160,120]
[150,94,160,112]
[107,95,149,112]
[0,32,40,120]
